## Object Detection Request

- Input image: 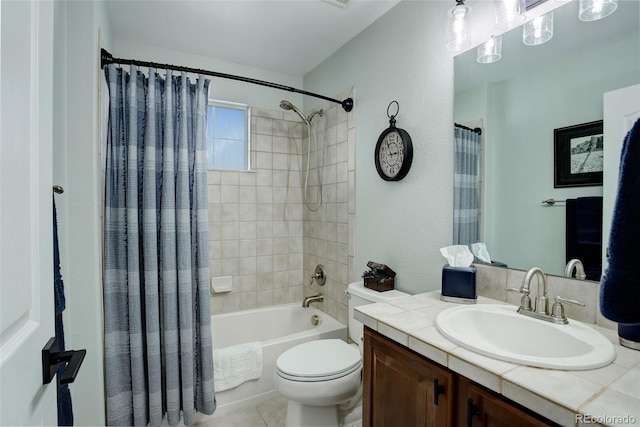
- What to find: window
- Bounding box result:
[207,101,250,170]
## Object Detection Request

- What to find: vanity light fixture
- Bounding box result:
[579,0,617,21]
[523,11,554,45]
[446,0,472,52]
[495,0,526,30]
[477,35,502,63]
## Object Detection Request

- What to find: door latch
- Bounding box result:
[42,337,86,385]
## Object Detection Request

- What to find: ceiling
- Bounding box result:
[104,0,401,76]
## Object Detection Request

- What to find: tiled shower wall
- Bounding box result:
[302,87,356,326]
[208,107,306,314]
[209,87,356,323]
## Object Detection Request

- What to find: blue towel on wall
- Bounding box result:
[54,200,74,426]
[600,117,640,323]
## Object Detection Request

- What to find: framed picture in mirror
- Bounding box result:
[554,120,604,188]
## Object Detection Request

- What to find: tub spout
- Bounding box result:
[302,293,323,308]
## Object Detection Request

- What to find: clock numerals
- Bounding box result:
[379,133,404,177]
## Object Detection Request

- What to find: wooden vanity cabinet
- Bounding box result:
[363,327,455,427]
[458,376,553,427]
[363,328,555,427]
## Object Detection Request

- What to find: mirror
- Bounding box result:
[454,0,639,278]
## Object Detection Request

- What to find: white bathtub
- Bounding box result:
[208,303,347,418]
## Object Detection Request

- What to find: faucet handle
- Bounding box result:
[505,288,532,311]
[551,296,585,324]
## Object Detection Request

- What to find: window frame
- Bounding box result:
[206,99,251,171]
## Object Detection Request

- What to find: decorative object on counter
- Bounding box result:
[554,120,603,188]
[440,245,477,303]
[600,117,640,349]
[374,101,413,181]
[362,261,396,292]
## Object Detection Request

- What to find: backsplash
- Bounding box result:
[474,263,615,329]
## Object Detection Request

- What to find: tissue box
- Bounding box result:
[440,265,477,304]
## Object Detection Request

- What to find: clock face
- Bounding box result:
[378,131,404,178]
[374,127,413,181]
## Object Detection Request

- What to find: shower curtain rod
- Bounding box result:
[100,49,354,112]
[454,123,482,135]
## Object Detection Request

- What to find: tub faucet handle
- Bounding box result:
[310,264,326,286]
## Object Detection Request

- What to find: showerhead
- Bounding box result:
[279,100,307,122]
[308,109,324,123]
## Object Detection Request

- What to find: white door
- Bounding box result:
[602,84,640,272]
[0,1,56,425]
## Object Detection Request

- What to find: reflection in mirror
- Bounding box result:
[454,0,639,278]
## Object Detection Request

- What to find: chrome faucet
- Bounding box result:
[565,259,586,280]
[522,267,549,315]
[507,267,584,324]
[302,293,323,308]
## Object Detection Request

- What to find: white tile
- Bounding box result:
[411,304,448,321]
[502,379,577,427]
[503,366,603,411]
[377,323,409,347]
[611,342,640,369]
[388,296,432,311]
[448,352,504,393]
[409,326,456,367]
[221,171,239,186]
[578,388,640,427]
[379,311,434,334]
[569,361,628,387]
[609,365,640,399]
[221,185,239,204]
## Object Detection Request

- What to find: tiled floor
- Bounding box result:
[198,397,287,427]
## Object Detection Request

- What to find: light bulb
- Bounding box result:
[523,11,553,46]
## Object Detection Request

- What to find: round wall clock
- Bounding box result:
[374,101,413,181]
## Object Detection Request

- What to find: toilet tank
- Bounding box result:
[347,281,409,348]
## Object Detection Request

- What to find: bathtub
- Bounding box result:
[208,303,347,418]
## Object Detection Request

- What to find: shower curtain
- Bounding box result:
[103,64,215,426]
[453,126,481,245]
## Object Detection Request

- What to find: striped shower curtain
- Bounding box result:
[453,126,481,245]
[103,64,215,426]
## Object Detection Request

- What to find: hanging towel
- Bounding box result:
[213,342,263,392]
[600,117,640,323]
[53,199,73,426]
[575,197,603,245]
[566,197,603,281]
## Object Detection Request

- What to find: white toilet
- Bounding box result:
[274,281,409,427]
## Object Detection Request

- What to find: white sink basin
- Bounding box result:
[435,304,616,370]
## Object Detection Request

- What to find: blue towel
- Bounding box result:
[600,118,640,323]
[53,199,73,426]
[575,197,603,245]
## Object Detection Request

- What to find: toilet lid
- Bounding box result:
[276,339,361,381]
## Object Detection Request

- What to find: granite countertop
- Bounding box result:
[355,291,640,427]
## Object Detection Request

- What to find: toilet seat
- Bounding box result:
[276,339,362,382]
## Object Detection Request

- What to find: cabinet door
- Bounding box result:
[363,328,454,427]
[464,381,552,427]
